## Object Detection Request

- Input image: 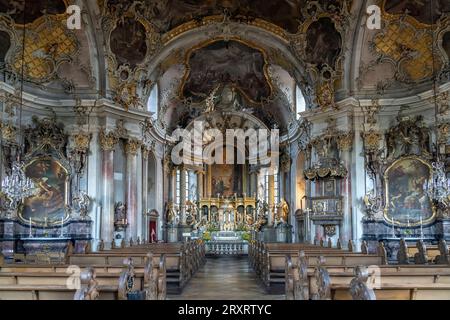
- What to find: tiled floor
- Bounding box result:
[169,256,284,300]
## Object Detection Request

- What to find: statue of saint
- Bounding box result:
[277,199,290,224]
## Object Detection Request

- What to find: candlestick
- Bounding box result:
[28,218,33,238]
[60,217,64,238]
[420,217,424,239]
[391,218,395,238]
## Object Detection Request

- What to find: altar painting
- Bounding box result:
[212,164,234,197]
[21,157,69,225]
[384,157,435,226]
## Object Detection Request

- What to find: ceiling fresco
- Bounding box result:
[181,40,272,104]
[110,18,148,69]
[101,0,348,34]
[305,18,342,71]
[0,0,66,25]
[384,0,450,25]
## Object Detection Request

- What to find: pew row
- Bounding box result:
[0,253,166,300]
[285,251,450,300]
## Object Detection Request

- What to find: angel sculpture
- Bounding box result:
[73,191,91,219]
[204,85,221,113]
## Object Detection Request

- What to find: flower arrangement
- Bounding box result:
[202,231,211,241]
[241,232,251,242]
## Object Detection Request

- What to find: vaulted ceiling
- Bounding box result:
[0,0,449,134]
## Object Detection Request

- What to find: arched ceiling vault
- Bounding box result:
[0,0,449,134]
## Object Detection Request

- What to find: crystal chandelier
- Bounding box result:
[1,162,37,207]
[426,161,450,207]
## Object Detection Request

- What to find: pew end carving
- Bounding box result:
[349,266,376,300]
[74,267,99,300]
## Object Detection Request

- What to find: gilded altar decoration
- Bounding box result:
[73,191,91,219]
[384,157,435,227]
[114,202,128,231]
[363,189,383,221]
[21,157,69,225]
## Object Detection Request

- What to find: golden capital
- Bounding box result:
[73,132,91,152]
[99,130,118,151]
[337,132,353,151]
[363,130,382,152]
[0,123,17,143]
[142,147,150,160]
[125,138,142,156]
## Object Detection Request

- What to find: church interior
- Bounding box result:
[0,0,450,301]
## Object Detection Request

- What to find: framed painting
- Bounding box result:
[384,156,435,227]
[211,164,234,197]
[19,156,70,226]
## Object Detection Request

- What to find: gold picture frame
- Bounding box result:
[383,156,436,227]
[19,156,70,227]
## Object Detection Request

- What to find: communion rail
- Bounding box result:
[205,241,248,256]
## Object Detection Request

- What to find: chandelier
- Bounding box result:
[1,162,37,207]
[426,161,450,207]
[0,0,37,208]
[425,7,450,209]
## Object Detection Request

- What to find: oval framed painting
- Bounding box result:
[384,156,436,227]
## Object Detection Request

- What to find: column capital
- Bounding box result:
[125,138,142,156]
[142,146,151,160]
[99,129,119,152]
[72,132,92,153]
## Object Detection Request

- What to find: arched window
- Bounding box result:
[176,169,181,206]
[295,85,306,119]
[147,83,158,120]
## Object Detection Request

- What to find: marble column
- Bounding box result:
[141,148,149,242]
[179,167,187,225]
[249,168,257,198]
[268,174,275,226]
[155,154,164,241]
[99,131,118,245]
[207,165,212,197]
[196,170,205,200]
[340,144,353,245]
[125,139,141,241]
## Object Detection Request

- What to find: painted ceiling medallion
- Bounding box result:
[0,0,66,25]
[110,18,148,69]
[180,39,273,105]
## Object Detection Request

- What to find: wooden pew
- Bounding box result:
[285,248,450,300]
[0,254,167,300]
[399,239,449,265]
[250,240,383,293]
[29,240,204,294]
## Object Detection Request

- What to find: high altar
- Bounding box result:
[198,196,257,231]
